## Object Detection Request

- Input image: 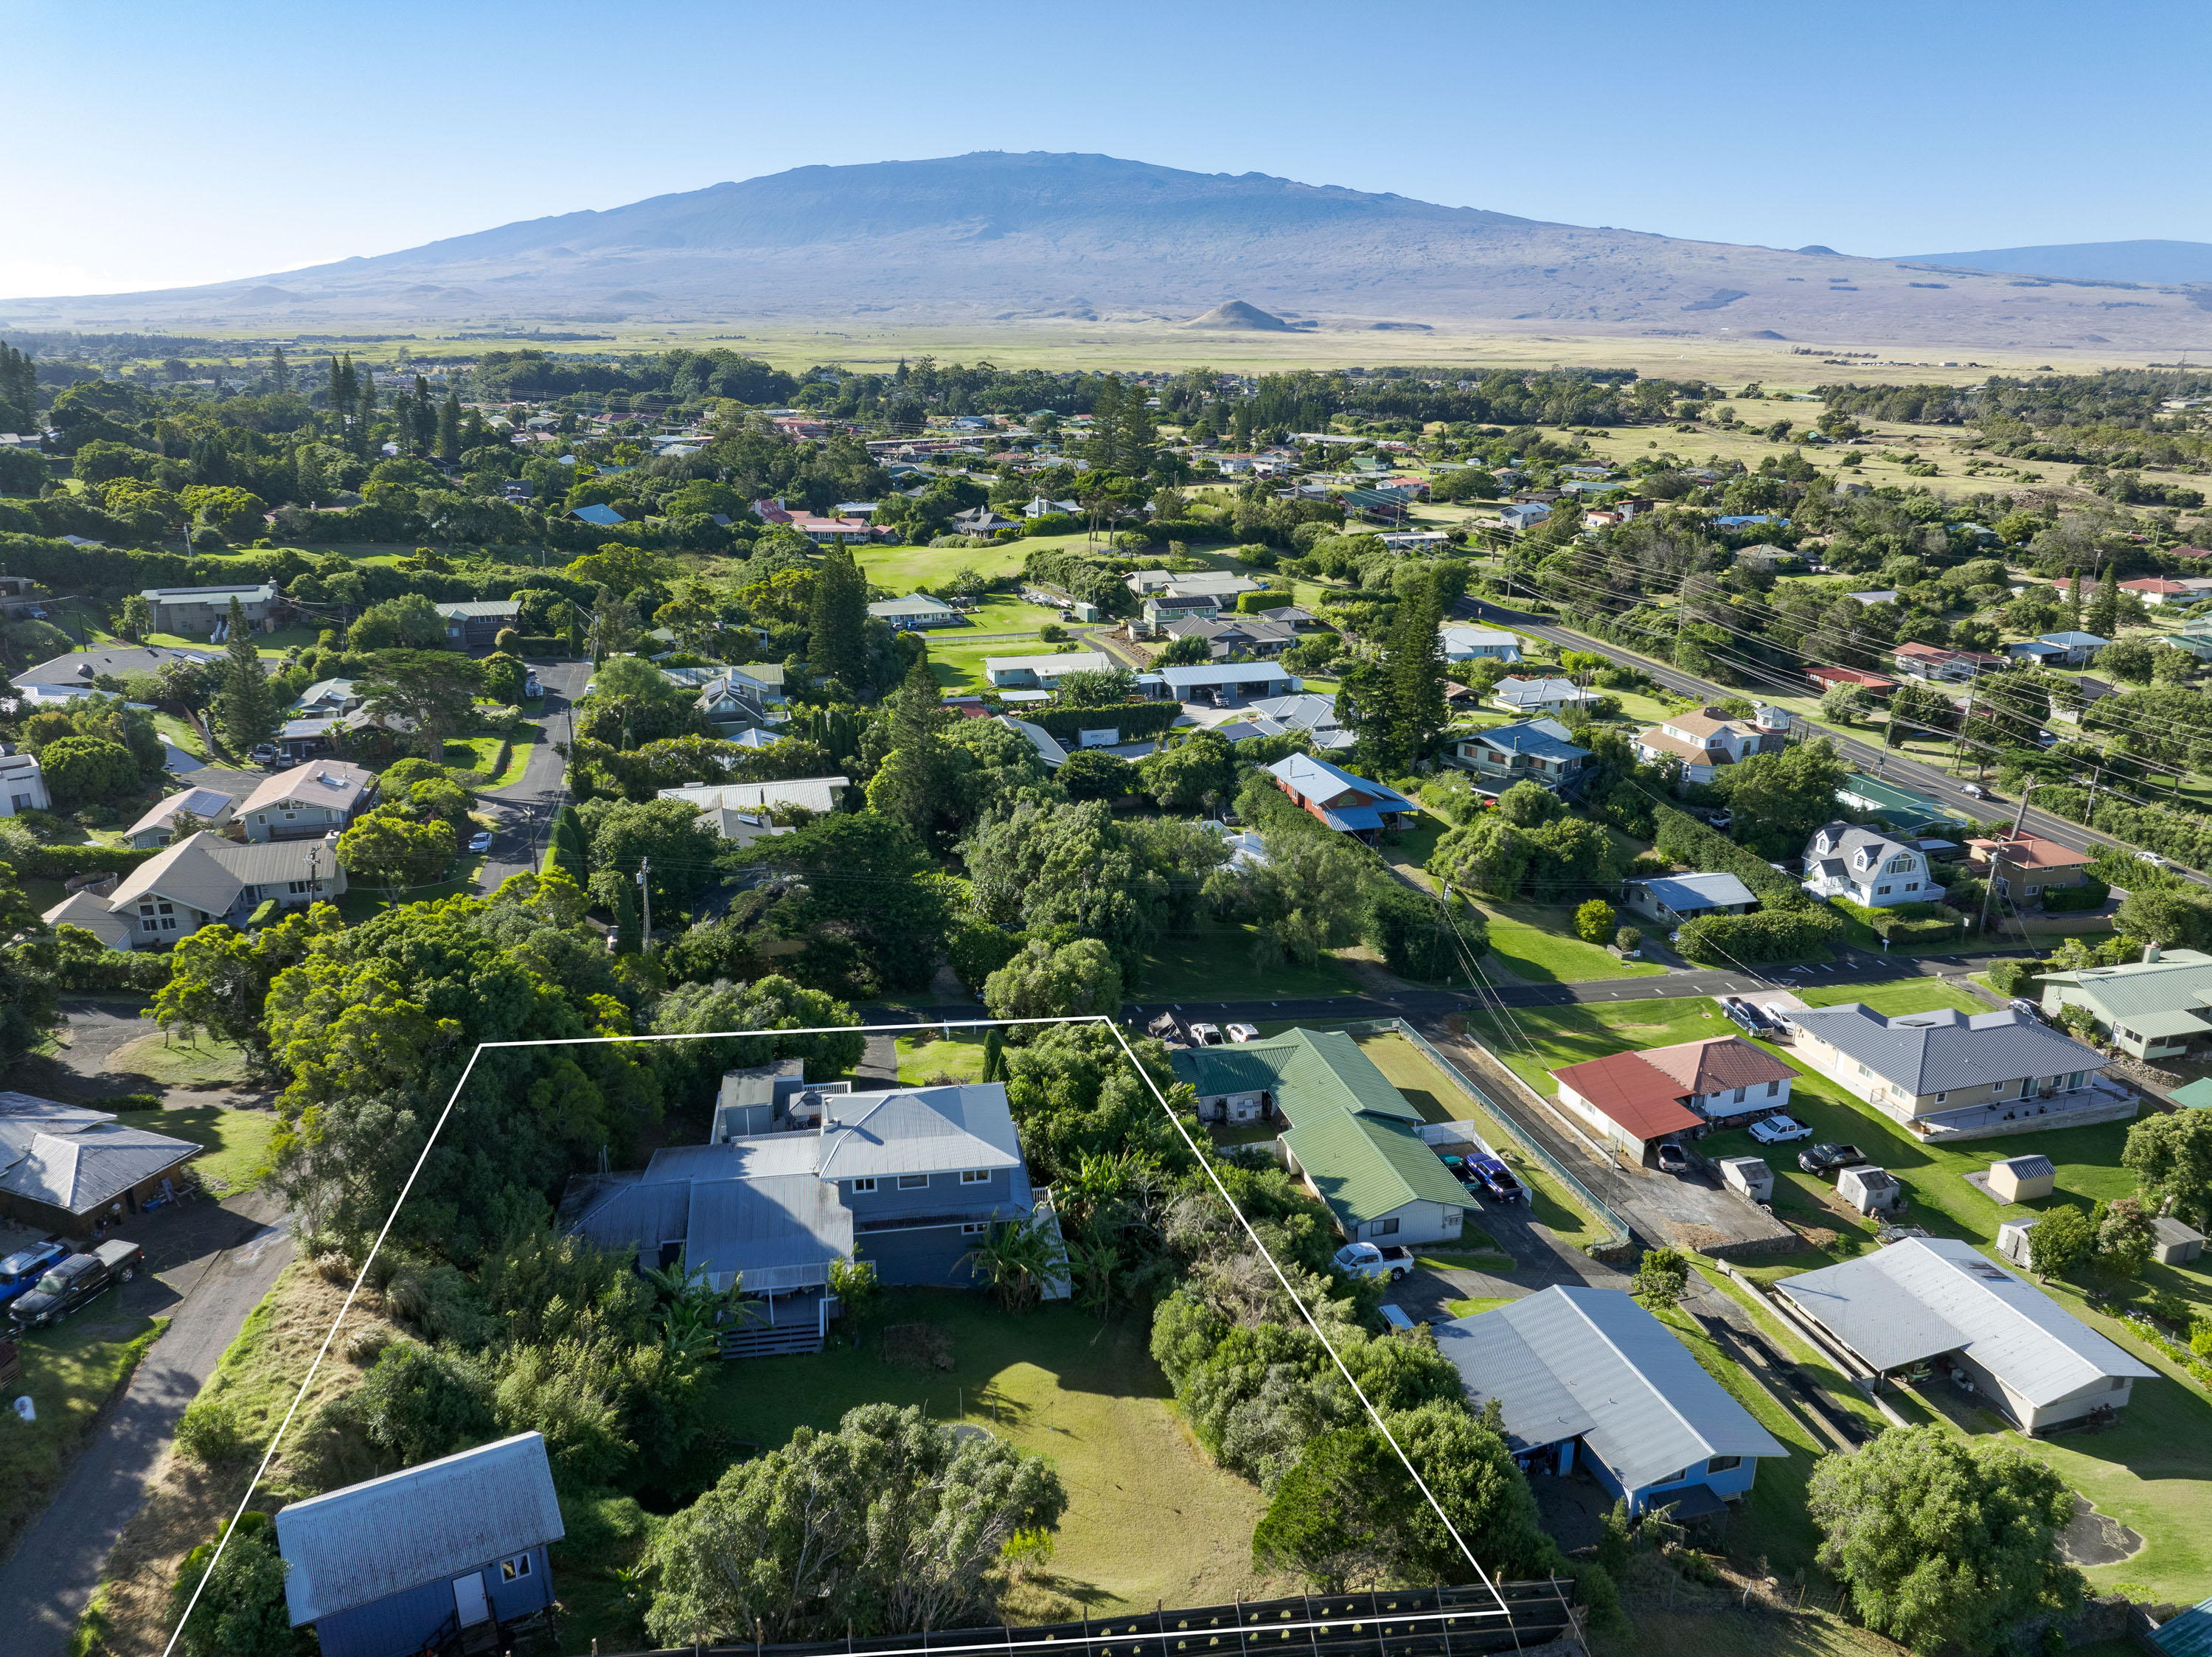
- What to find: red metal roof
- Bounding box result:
[1550,1051,1705,1142]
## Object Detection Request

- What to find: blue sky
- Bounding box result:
[5,0,2207,296]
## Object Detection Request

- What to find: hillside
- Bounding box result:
[1899,239,2212,285]
[7,151,2208,350]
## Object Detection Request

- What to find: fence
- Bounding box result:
[1336,1018,1631,1252]
[588,1581,1582,1657]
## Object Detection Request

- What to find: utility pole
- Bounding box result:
[1977,785,2039,940]
[636,855,651,952]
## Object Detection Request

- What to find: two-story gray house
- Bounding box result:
[1801,821,1933,909]
[566,1066,1041,1293]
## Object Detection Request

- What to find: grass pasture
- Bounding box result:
[1474,900,1665,984]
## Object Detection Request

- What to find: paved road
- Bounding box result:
[478,658,589,887]
[1456,593,2197,889]
[0,1193,294,1657]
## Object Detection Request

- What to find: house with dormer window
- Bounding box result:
[1632,705,1790,785]
[1800,822,1931,909]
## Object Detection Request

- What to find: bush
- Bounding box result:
[1615,925,1642,953]
[1651,805,1807,909]
[1365,883,1477,980]
[174,1397,253,1465]
[1675,906,1843,965]
[1025,701,1184,743]
[2042,876,2110,913]
[1573,898,1615,943]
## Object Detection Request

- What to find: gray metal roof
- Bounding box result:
[1433,1287,1787,1493]
[1630,872,1756,911]
[816,1085,1023,1180]
[659,777,850,815]
[1995,1155,2054,1179]
[126,788,235,838]
[238,760,376,820]
[686,1173,854,1291]
[434,600,520,619]
[0,1093,201,1215]
[1775,1237,2155,1402]
[1804,820,1918,869]
[16,645,223,687]
[1790,1002,2104,1095]
[277,1432,564,1625]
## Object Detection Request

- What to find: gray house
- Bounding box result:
[1434,1288,1787,1518]
[434,600,520,650]
[567,1071,1042,1293]
[276,1432,563,1657]
[140,583,279,636]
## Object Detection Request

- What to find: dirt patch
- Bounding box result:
[2056,1495,2143,1568]
[83,1263,387,1657]
[883,1321,956,1371]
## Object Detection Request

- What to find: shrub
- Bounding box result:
[1651,805,1806,909]
[1615,925,1642,953]
[1986,956,2039,997]
[1573,898,1615,943]
[174,1397,252,1465]
[1675,906,1843,965]
[2042,876,2110,913]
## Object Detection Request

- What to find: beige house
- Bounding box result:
[63,832,346,950]
[237,761,377,843]
[1632,704,1790,785]
[1787,1002,2115,1138]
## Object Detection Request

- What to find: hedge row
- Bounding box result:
[12,843,162,880]
[1650,804,1810,910]
[1829,894,1969,943]
[1025,701,1185,742]
[1674,906,1843,965]
[2036,786,2212,875]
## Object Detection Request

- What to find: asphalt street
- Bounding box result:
[477,657,591,887]
[0,1194,295,1657]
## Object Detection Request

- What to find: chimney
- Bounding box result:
[2145,941,2163,964]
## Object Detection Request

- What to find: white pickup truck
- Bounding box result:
[1333,1241,1416,1281]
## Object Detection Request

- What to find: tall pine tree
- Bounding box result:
[215,597,276,757]
[268,344,289,397]
[354,365,376,454]
[807,543,869,687]
[2088,562,2120,639]
[437,392,461,460]
[864,654,952,845]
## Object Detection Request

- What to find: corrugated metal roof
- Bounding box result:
[1434,1288,1787,1494]
[2149,1597,2212,1657]
[0,1094,201,1215]
[1283,1109,1470,1231]
[434,600,520,619]
[2045,951,2212,1020]
[1995,1155,2054,1179]
[1169,1029,1421,1128]
[1265,753,1415,812]
[1632,873,1756,911]
[1775,1237,2155,1403]
[108,833,246,915]
[658,777,849,815]
[277,1432,564,1625]
[818,1086,1023,1180]
[685,1173,853,1290]
[126,788,235,838]
[238,760,375,820]
[1790,1003,2104,1095]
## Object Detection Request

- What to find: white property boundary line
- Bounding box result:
[166,1015,1523,1655]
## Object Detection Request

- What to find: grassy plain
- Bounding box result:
[1475,900,1666,984]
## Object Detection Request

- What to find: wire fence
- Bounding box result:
[1334,1017,1632,1252]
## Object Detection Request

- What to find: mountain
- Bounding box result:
[1183,300,1298,330]
[7,152,2208,350]
[1897,240,2212,285]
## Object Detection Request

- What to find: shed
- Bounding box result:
[276,1432,563,1657]
[1837,1164,1904,1215]
[1717,1156,1773,1202]
[2153,1215,2205,1266]
[1988,1155,2055,1203]
[1996,1214,2041,1268]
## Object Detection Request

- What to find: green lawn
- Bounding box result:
[683,1292,1283,1635]
[116,1104,275,1195]
[958,594,1071,634]
[1442,1295,1514,1318]
[1136,921,1364,1001]
[144,625,322,658]
[858,541,1032,593]
[1475,900,1666,984]
[104,1032,253,1089]
[924,635,1057,694]
[0,1315,168,1556]
[896,1032,990,1085]
[1795,979,1987,1015]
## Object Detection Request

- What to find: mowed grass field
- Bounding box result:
[1473,900,1666,984]
[700,1292,1288,1619]
[0,1315,168,1556]
[115,1103,275,1195]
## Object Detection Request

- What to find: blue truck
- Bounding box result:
[0,1241,69,1308]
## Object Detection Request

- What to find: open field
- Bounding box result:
[115,1103,275,1195]
[698,1292,1287,1625]
[1474,900,1666,984]
[104,1032,252,1089]
[896,1030,991,1085]
[1138,920,1363,1001]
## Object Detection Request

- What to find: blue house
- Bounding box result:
[1433,1287,1787,1520]
[567,502,625,527]
[276,1432,563,1657]
[565,1068,1048,1295]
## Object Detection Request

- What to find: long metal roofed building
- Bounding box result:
[275,1431,564,1657]
[1775,1236,2155,1431]
[0,1091,202,1232]
[1433,1286,1788,1518]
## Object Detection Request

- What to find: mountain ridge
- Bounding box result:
[5,151,2205,350]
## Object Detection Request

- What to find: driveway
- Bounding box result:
[477,659,588,888]
[0,1192,294,1657]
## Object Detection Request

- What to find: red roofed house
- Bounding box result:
[1893,641,2003,683]
[1807,665,1899,698]
[1551,1038,1800,1161]
[2122,577,2191,605]
[1966,834,2093,904]
[2170,545,2212,560]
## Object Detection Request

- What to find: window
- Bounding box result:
[1993,1080,2010,1097]
[501,1554,532,1581]
[1707,1455,1742,1473]
[961,1221,989,1236]
[282,811,295,820]
[2025,885,2041,897]
[1994,877,2011,894]
[849,1177,877,1194]
[1766,1080,1780,1097]
[1876,885,1892,896]
[898,1173,928,1189]
[1933,1091,1947,1105]
[1371,1217,1399,1237]
[1657,1468,1688,1486]
[960,1169,990,1184]
[1905,881,1919,892]
[1856,1062,1871,1077]
[1731,1088,1745,1104]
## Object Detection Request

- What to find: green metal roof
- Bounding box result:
[1281,1109,1472,1232]
[2043,951,2212,1020]
[1835,771,1964,828]
[2118,1008,2212,1038]
[1169,1029,1422,1127]
[2171,1079,2212,1110]
[2151,1597,2212,1657]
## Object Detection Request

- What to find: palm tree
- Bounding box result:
[961,1217,1066,1313]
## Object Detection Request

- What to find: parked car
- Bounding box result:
[0,1240,69,1308]
[1720,996,1775,1037]
[1333,1241,1414,1282]
[250,743,279,766]
[1798,1142,1868,1176]
[1748,1114,1812,1145]
[2008,997,2044,1021]
[1461,1151,1526,1203]
[1705,811,1733,832]
[1224,1023,1260,1043]
[1655,1142,1694,1175]
[9,1240,141,1332]
[2136,850,2168,868]
[524,672,543,698]
[467,830,494,854]
[1187,1022,1223,1046]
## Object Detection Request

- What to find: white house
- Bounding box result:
[1632,704,1790,785]
[58,831,346,950]
[0,752,49,817]
[1492,676,1603,718]
[1799,821,1932,908]
[1439,627,1522,664]
[1498,503,1551,532]
[237,762,378,844]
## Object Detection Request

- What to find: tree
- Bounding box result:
[1630,1246,1691,1309]
[1251,1426,1403,1591]
[155,906,338,1062]
[1363,883,1471,981]
[479,650,527,704]
[865,656,954,845]
[169,1512,298,1657]
[336,812,456,897]
[2093,1195,2156,1280]
[576,796,723,917]
[654,580,725,658]
[647,1404,1066,1644]
[358,650,484,757]
[347,592,448,652]
[982,938,1122,1022]
[1138,728,1236,811]
[1052,666,1135,708]
[437,390,461,460]
[2088,563,2120,639]
[1573,898,1616,944]
[1808,1426,2080,1654]
[2121,1109,2212,1229]
[38,734,140,808]
[213,597,276,758]
[1721,738,1848,856]
[1153,631,1211,667]
[1057,749,1133,801]
[118,594,153,639]
[807,542,869,684]
[2026,1206,2093,1278]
